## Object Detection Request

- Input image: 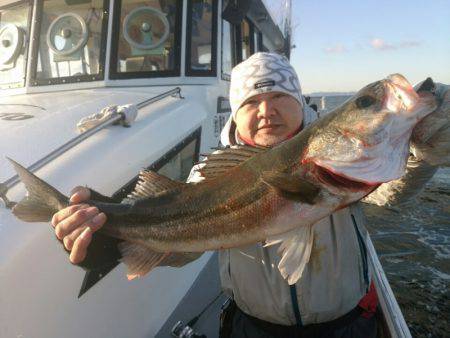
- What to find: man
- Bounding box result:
[190,53,377,337]
[51,53,444,337]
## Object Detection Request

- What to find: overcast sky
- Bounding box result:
[278,0,450,93]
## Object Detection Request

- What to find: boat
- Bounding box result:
[0,0,411,337]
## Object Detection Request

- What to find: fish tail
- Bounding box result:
[7,158,69,222]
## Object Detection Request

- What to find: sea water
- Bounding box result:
[364,168,450,338]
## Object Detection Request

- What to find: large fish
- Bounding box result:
[9,74,437,284]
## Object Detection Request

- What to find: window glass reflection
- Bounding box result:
[187,0,214,73]
[35,0,106,83]
[241,19,251,61]
[115,0,180,75]
[254,29,260,52]
[158,139,197,181]
[221,19,233,79]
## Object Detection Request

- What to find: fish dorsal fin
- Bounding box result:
[198,145,268,179]
[126,170,185,201]
[261,171,320,204]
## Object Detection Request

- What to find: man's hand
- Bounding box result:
[51,186,107,264]
[412,82,450,166]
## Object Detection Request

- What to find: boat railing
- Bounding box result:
[367,235,412,338]
[0,86,183,207]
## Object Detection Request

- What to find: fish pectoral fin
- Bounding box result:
[265,226,315,285]
[119,242,203,278]
[261,171,320,204]
[126,170,185,202]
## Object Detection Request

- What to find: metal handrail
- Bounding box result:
[366,235,412,338]
[0,87,183,206]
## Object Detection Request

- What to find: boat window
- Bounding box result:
[158,137,198,181]
[240,19,252,61]
[110,0,182,79]
[221,19,233,80]
[185,0,217,76]
[233,18,256,63]
[31,0,109,85]
[111,129,201,202]
[0,1,31,89]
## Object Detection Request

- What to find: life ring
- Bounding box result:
[0,24,24,66]
[123,6,170,50]
[46,13,89,56]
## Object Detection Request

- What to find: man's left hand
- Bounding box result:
[411,81,450,166]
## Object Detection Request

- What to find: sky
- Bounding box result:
[276,0,450,94]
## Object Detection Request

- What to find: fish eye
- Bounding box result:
[355,95,376,109]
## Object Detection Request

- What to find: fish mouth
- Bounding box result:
[313,164,379,192]
[383,74,421,113]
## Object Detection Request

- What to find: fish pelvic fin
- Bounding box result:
[125,169,185,202]
[119,242,203,279]
[8,158,69,222]
[261,171,320,204]
[265,226,315,285]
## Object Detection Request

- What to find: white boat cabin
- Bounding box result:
[0,0,289,337]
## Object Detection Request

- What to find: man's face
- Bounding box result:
[235,92,304,147]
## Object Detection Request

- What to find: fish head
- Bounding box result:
[302,74,437,194]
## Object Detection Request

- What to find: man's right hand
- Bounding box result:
[51,186,107,264]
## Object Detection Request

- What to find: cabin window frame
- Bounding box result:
[247,19,255,55]
[29,0,110,86]
[255,29,262,52]
[233,22,242,63]
[220,17,235,81]
[258,33,264,52]
[109,0,183,80]
[0,0,33,89]
[185,0,218,77]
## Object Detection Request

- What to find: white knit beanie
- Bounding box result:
[229,52,303,115]
[221,52,315,146]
